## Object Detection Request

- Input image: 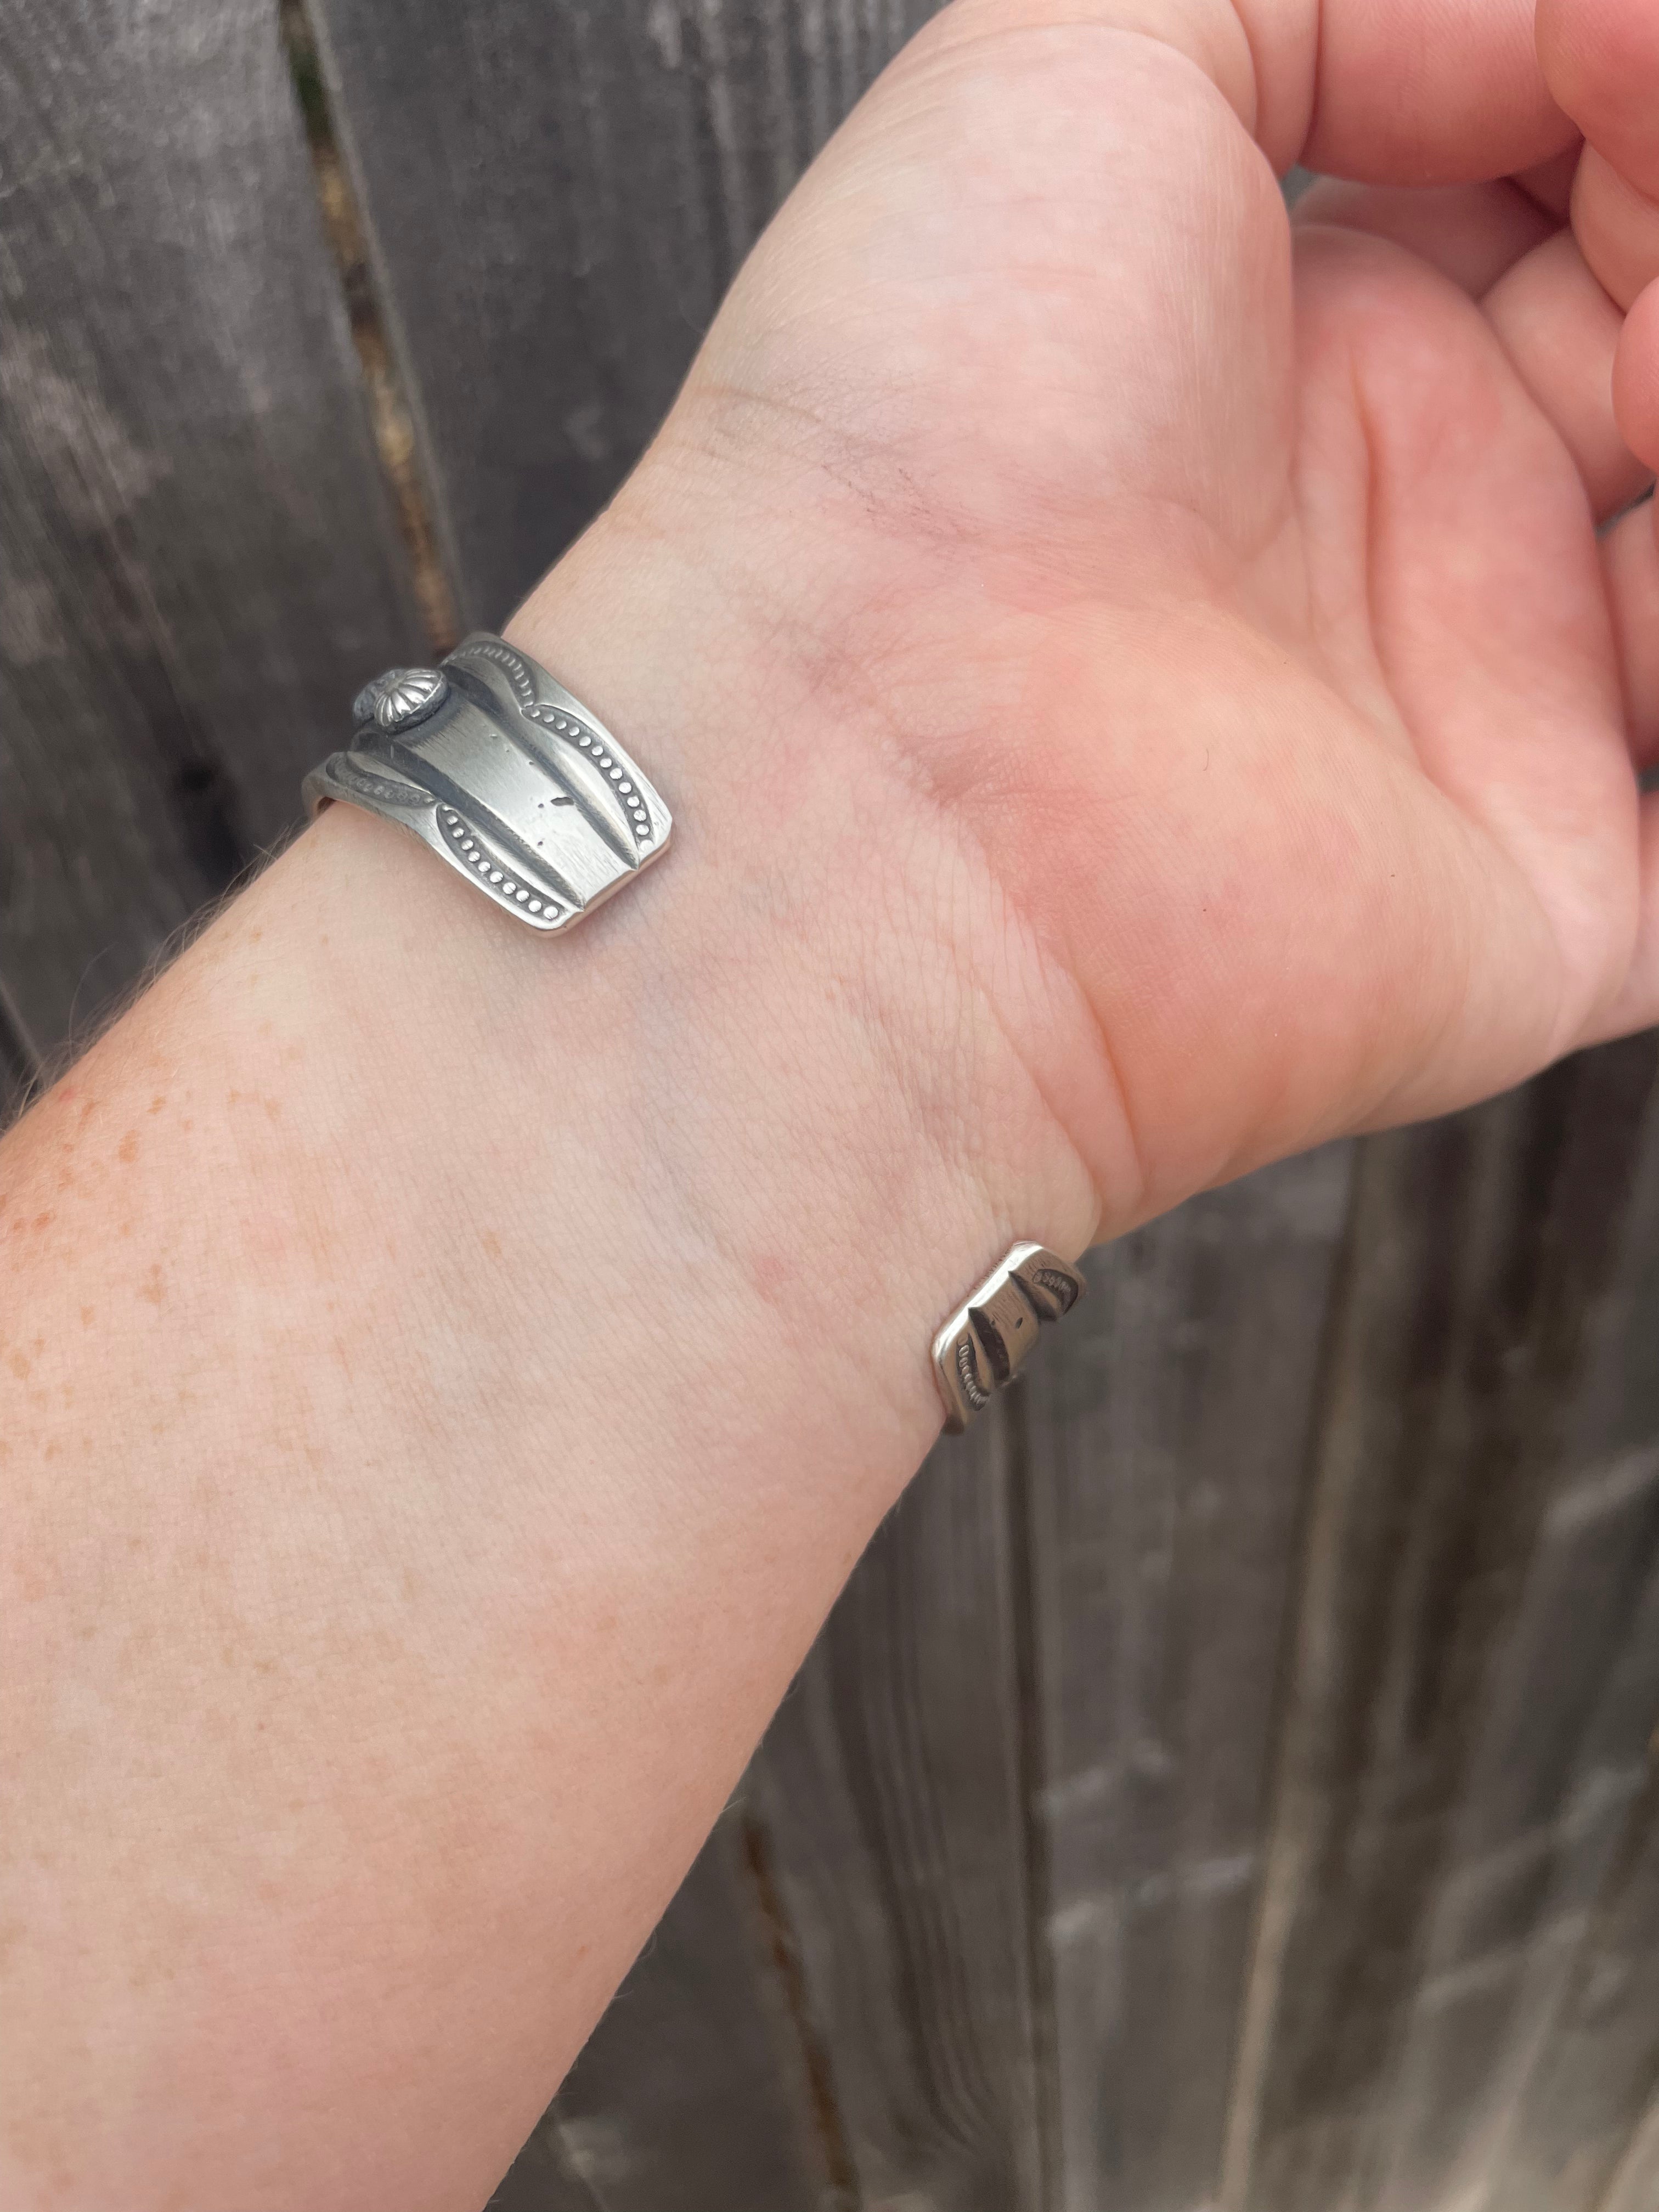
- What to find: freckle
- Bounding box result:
[7,1353,29,1380]
[264,1098,281,1122]
[78,1097,97,1122]
[250,929,263,944]
[120,1220,133,1237]
[140,1265,165,1306]
[481,1229,502,1259]
[32,1211,53,1232]
[117,1133,137,1165]
[127,1534,144,1553]
[43,1441,58,1460]
[148,1096,165,1115]
[80,1306,94,1328]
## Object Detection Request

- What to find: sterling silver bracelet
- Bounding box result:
[932,1243,1087,1431]
[306,645,1079,1427]
[303,632,672,932]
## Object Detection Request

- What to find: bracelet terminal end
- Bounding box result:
[930,1241,1087,1433]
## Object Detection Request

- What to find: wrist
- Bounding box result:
[506,453,1116,1281]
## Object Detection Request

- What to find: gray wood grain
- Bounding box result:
[747,1402,1046,2212]
[487,2114,605,2212]
[306,0,943,627]
[531,1808,833,2212]
[1355,1037,1659,2212]
[1600,2090,1659,2212]
[1022,1147,1354,2212]
[0,986,38,1128]
[1,0,421,1056]
[1456,1671,1659,2211]
[1227,1038,1659,2212]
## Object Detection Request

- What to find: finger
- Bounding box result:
[1576,786,1659,1045]
[1572,148,1659,310]
[1601,496,1659,764]
[1613,278,1659,468]
[1482,230,1652,519]
[1538,0,1659,203]
[1283,0,1575,185]
[938,2,1576,193]
[1292,178,1556,298]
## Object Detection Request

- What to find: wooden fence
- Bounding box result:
[7,5,1659,2207]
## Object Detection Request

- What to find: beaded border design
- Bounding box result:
[450,637,655,848]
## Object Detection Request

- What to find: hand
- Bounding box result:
[544,0,1659,1233]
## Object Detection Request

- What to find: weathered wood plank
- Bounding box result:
[532,1809,833,2212]
[747,1400,1046,2212]
[1459,1658,1659,2212]
[1226,1037,1659,2212]
[1022,1146,1353,2212]
[1600,2086,1659,2212]
[1,0,422,1055]
[305,0,943,625]
[0,988,38,1130]
[487,2113,604,2212]
[1352,1037,1659,2212]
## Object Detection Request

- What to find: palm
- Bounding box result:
[663,0,1659,1212]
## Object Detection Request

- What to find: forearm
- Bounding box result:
[0,478,1100,2207]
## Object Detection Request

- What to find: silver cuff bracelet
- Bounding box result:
[932,1242,1087,1431]
[303,632,672,931]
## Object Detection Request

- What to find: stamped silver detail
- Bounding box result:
[304,631,673,933]
[352,666,450,732]
[931,1242,1087,1433]
[328,759,439,811]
